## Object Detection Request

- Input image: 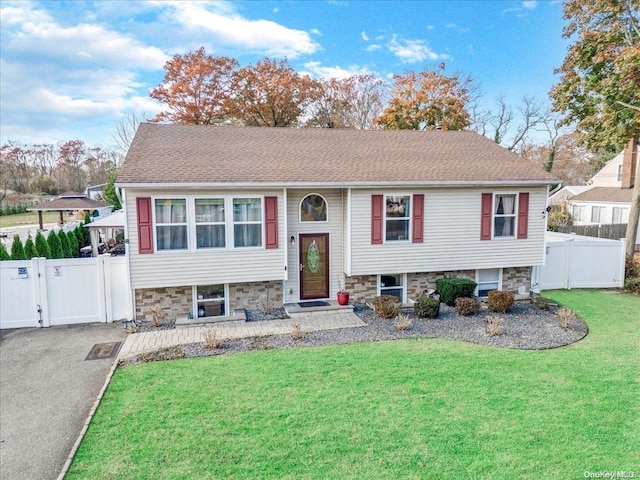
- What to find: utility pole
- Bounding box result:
[624,138,639,260]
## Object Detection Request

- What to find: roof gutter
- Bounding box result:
[115,179,558,189]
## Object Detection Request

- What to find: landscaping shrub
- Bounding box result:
[58,229,72,258]
[625,255,639,279]
[488,290,515,313]
[394,313,413,331]
[556,307,576,330]
[35,231,51,258]
[454,297,481,316]
[485,315,504,336]
[67,231,80,257]
[47,230,63,259]
[24,236,37,259]
[10,234,26,260]
[624,277,640,295]
[413,295,440,318]
[290,322,304,340]
[146,307,167,327]
[435,278,477,306]
[531,295,551,310]
[373,295,401,318]
[0,243,10,260]
[203,329,224,350]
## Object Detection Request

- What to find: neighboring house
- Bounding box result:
[116,124,558,321]
[565,139,639,233]
[548,185,590,207]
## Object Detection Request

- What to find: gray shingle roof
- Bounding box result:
[570,187,634,203]
[117,124,559,186]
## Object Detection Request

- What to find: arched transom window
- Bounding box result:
[300,194,327,222]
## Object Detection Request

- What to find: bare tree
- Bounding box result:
[113,111,148,153]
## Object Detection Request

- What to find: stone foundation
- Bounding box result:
[345,267,531,303]
[135,280,284,321]
[135,286,192,320]
[229,281,283,311]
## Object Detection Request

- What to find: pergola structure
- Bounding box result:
[28,193,112,231]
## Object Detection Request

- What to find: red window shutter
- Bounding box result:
[265,196,278,249]
[412,194,424,243]
[480,193,493,240]
[517,192,529,239]
[136,197,154,254]
[371,195,383,244]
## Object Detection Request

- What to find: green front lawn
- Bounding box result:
[66,290,639,479]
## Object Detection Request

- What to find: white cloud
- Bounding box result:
[167,2,320,58]
[445,23,469,33]
[387,35,448,64]
[366,44,382,52]
[302,61,372,80]
[310,28,322,36]
[361,30,369,41]
[523,1,538,9]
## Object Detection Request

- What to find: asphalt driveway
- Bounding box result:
[0,322,125,480]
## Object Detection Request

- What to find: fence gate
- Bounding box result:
[0,256,130,329]
[532,233,626,291]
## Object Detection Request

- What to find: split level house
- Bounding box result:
[116,124,558,321]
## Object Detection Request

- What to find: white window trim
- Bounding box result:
[475,268,503,298]
[299,193,329,223]
[384,194,412,243]
[377,273,407,304]
[492,193,518,240]
[153,197,189,253]
[192,284,229,319]
[151,195,266,253]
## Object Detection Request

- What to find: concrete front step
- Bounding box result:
[284,301,353,317]
[175,308,247,328]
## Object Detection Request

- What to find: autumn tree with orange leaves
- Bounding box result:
[150,47,239,125]
[230,58,320,127]
[376,68,474,131]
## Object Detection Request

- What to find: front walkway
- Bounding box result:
[118,310,366,360]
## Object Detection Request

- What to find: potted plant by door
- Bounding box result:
[337,281,350,305]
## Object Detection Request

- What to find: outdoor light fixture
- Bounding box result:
[290,235,296,245]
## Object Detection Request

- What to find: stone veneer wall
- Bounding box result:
[345,267,531,303]
[135,286,192,320]
[135,280,284,320]
[229,281,283,310]
[501,266,531,293]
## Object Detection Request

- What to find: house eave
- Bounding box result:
[115,180,556,190]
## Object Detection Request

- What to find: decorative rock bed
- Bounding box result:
[122,301,588,365]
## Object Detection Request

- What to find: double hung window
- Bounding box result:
[385,195,410,241]
[476,269,501,297]
[195,284,226,317]
[591,206,606,223]
[494,194,516,237]
[195,198,225,249]
[155,199,187,251]
[612,207,628,224]
[379,274,405,302]
[233,198,262,248]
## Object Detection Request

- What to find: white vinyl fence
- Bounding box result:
[0,256,131,329]
[532,232,626,291]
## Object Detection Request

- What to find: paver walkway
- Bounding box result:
[118,310,365,359]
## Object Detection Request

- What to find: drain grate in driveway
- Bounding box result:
[85,342,122,361]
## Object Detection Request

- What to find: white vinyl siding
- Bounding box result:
[126,189,285,289]
[348,187,547,275]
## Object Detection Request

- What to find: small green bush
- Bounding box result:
[35,231,51,258]
[454,297,481,316]
[58,229,72,258]
[24,236,37,259]
[67,231,80,257]
[624,277,640,295]
[531,295,550,310]
[47,230,63,259]
[435,278,477,306]
[10,234,26,260]
[0,242,11,260]
[488,290,515,313]
[414,296,440,318]
[373,295,401,319]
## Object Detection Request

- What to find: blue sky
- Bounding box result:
[0,0,568,147]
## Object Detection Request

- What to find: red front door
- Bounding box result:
[299,233,329,300]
